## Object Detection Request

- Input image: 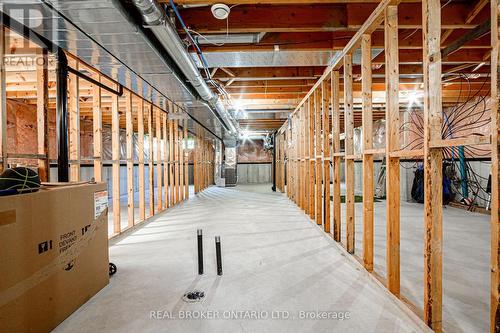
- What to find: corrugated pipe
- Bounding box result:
[131,0,237,134]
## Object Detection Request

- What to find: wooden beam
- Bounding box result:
[491,1,500,332]
[331,71,341,242]
[69,59,80,181]
[93,75,103,182]
[126,91,135,228]
[385,4,401,297]
[441,19,490,58]
[283,0,401,127]
[180,121,185,201]
[138,94,146,221]
[163,109,169,208]
[156,105,163,211]
[423,1,443,331]
[36,49,49,182]
[442,0,489,43]
[184,119,189,199]
[148,102,155,217]
[303,101,309,213]
[322,78,331,234]
[174,109,180,204]
[308,97,315,218]
[361,33,374,272]
[344,54,355,254]
[168,102,175,206]
[315,88,323,226]
[111,91,121,235]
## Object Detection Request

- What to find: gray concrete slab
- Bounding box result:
[54,184,428,333]
[336,195,489,333]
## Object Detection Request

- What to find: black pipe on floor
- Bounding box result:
[215,236,222,276]
[197,229,203,275]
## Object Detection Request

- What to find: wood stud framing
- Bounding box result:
[111,88,120,235]
[138,93,146,221]
[344,53,355,254]
[491,1,500,332]
[385,4,401,297]
[361,34,374,272]
[0,35,216,246]
[275,0,499,331]
[36,49,49,182]
[126,90,134,228]
[93,75,103,182]
[331,71,341,242]
[322,79,331,233]
[147,101,155,217]
[68,59,80,182]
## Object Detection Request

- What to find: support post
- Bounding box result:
[423,1,443,330]
[56,49,69,182]
[180,123,185,201]
[111,90,121,235]
[322,79,331,233]
[36,49,49,182]
[126,90,134,228]
[344,54,355,254]
[361,34,374,271]
[308,98,315,218]
[138,96,145,221]
[168,102,175,206]
[491,1,500,332]
[184,120,189,199]
[155,106,163,211]
[148,102,154,217]
[68,59,80,182]
[174,110,180,203]
[163,109,169,208]
[69,60,80,182]
[385,5,401,296]
[93,75,103,182]
[315,89,323,225]
[331,71,341,242]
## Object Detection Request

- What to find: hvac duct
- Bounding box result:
[131,0,237,134]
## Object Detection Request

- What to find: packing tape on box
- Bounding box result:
[0,209,108,308]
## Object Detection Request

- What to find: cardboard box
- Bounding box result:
[0,183,109,332]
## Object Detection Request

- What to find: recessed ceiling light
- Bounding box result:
[211,4,230,20]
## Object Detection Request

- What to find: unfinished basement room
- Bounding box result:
[0,0,498,332]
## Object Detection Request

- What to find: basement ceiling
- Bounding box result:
[3,0,227,140]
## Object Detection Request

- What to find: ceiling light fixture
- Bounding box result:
[211,4,230,20]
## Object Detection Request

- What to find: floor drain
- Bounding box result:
[182,290,205,303]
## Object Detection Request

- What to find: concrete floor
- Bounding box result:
[54,184,429,333]
[338,199,490,333]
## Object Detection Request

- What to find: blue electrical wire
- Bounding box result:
[168,0,211,71]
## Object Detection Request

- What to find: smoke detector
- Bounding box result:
[211,4,230,20]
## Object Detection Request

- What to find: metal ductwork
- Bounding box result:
[131,0,237,135]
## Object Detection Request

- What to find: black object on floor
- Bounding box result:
[109,263,117,276]
[215,236,223,276]
[197,229,204,275]
[182,290,205,303]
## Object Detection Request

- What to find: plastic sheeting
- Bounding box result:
[101,125,152,162]
[353,119,386,155]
